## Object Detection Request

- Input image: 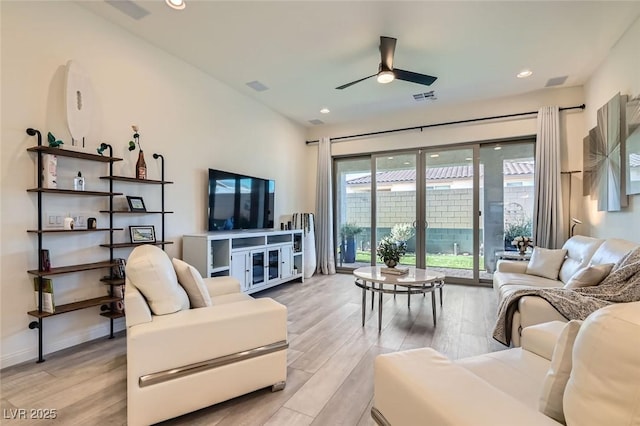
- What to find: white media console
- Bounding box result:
[183,229,304,294]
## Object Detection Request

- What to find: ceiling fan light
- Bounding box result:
[377,71,395,84]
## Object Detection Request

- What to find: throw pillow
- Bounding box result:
[564,263,614,289]
[538,320,582,423]
[125,245,190,315]
[526,247,567,280]
[172,258,212,308]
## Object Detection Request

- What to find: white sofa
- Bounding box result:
[373,301,640,425]
[124,245,288,426]
[493,236,638,345]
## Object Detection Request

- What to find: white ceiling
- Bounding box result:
[78,1,640,127]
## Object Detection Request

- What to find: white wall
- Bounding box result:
[582,16,640,240]
[0,2,308,367]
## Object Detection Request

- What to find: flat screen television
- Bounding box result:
[208,168,275,231]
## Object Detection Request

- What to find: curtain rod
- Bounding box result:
[305,104,585,145]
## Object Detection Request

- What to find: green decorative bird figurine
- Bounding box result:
[47,132,64,148]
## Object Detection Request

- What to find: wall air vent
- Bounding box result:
[308,119,324,125]
[545,76,568,87]
[105,0,150,20]
[413,91,436,102]
[246,81,269,92]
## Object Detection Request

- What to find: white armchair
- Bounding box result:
[124,245,288,426]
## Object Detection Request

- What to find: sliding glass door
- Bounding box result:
[374,153,418,267]
[335,157,372,268]
[333,138,536,284]
[480,142,535,275]
[423,147,478,280]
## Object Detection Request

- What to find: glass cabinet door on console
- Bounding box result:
[268,249,280,281]
[251,249,266,287]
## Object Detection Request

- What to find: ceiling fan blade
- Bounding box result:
[379,36,397,70]
[335,73,377,90]
[393,68,437,86]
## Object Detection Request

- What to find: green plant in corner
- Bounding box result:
[340,223,363,239]
[340,223,363,264]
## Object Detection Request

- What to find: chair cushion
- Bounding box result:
[563,263,613,289]
[526,247,567,280]
[538,320,582,423]
[172,258,212,308]
[563,302,640,426]
[126,245,190,315]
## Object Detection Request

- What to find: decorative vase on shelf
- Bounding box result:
[136,150,147,180]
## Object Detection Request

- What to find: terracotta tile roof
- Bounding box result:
[347,161,534,184]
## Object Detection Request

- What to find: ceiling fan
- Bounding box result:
[336,36,437,90]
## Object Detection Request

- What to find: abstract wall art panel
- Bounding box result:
[584,93,628,211]
[626,98,640,195]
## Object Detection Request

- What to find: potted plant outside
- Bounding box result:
[340,223,363,263]
[504,219,532,251]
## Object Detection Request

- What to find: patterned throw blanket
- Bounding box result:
[493,247,640,345]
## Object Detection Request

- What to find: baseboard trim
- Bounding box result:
[0,319,126,369]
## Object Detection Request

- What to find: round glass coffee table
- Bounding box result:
[353,266,445,333]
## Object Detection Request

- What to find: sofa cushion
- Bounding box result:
[563,302,640,426]
[590,238,639,266]
[563,263,613,289]
[538,320,582,423]
[526,247,567,280]
[172,258,212,308]
[126,245,190,315]
[558,236,604,283]
[495,274,562,293]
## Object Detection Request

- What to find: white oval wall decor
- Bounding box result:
[64,60,92,143]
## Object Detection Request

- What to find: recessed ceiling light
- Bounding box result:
[494,146,502,150]
[403,162,410,165]
[430,154,439,158]
[166,0,186,10]
[320,108,330,114]
[517,69,533,78]
[388,157,394,160]
[465,157,473,161]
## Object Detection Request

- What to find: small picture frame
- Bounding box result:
[129,225,156,244]
[40,249,51,272]
[126,196,146,212]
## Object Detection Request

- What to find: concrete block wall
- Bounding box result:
[343,186,533,254]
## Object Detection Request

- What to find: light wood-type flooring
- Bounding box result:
[1,273,506,425]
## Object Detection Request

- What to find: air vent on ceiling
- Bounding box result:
[545,76,568,87]
[105,0,150,20]
[413,91,437,102]
[309,119,324,125]
[246,81,269,92]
